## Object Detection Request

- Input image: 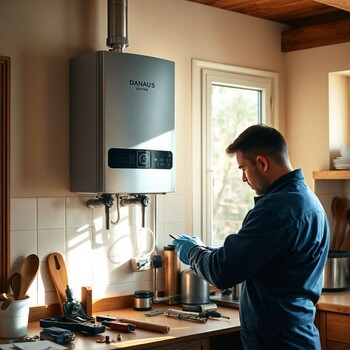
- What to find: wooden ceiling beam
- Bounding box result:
[312,0,350,12]
[282,17,350,52]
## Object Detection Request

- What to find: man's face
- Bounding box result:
[235,151,270,195]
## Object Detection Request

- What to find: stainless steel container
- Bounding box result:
[232,283,241,301]
[133,290,153,311]
[181,268,210,305]
[323,250,350,291]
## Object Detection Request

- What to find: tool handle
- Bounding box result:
[118,317,170,334]
[103,320,135,332]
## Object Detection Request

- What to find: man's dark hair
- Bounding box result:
[226,124,289,165]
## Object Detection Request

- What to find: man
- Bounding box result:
[172,124,329,349]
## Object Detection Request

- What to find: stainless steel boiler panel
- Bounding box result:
[70,51,175,194]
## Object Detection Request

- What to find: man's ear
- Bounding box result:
[256,155,268,171]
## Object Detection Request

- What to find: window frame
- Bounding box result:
[192,59,279,245]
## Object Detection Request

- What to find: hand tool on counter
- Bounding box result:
[40,326,75,344]
[144,309,165,316]
[43,252,104,335]
[96,315,170,334]
[40,284,103,335]
[39,316,105,335]
[182,302,217,313]
[101,320,136,332]
[63,285,88,318]
[199,311,230,319]
[164,309,208,323]
[165,309,230,323]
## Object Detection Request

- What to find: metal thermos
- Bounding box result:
[232,283,241,301]
[163,245,180,305]
[181,268,210,305]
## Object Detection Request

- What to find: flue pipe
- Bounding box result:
[107,0,128,52]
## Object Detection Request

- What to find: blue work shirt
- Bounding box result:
[188,169,330,349]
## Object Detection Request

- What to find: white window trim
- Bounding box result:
[192,59,279,244]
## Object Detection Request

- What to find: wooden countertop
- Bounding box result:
[2,290,350,349]
[317,288,350,314]
[8,306,241,350]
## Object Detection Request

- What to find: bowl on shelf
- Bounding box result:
[340,144,350,158]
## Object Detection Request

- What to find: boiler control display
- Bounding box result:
[108,148,173,169]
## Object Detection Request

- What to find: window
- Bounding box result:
[192,60,278,246]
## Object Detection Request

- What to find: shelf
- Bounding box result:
[313,170,350,180]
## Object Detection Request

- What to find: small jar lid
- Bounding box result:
[134,290,153,299]
[164,245,175,251]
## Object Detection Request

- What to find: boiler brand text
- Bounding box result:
[129,80,156,90]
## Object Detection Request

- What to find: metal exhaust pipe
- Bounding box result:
[107,0,128,52]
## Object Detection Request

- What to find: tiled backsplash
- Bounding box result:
[10,194,185,307]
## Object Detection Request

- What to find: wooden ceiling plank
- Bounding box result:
[312,0,350,12]
[282,18,350,51]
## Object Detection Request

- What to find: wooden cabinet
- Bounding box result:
[316,310,350,349]
[152,337,210,350]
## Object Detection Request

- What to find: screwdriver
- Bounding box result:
[199,311,230,319]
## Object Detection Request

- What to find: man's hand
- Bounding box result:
[172,234,205,265]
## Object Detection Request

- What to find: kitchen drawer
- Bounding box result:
[152,338,209,350]
[327,341,350,350]
[327,312,350,344]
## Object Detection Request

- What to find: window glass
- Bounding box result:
[192,60,277,246]
[210,85,261,244]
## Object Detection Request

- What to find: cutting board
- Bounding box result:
[47,252,69,315]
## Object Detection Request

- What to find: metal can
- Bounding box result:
[133,290,153,311]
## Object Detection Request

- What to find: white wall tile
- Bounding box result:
[11,198,37,231]
[66,227,93,295]
[38,197,65,229]
[38,229,65,262]
[10,230,37,264]
[97,284,118,299]
[9,194,179,305]
[66,196,93,228]
[117,282,141,296]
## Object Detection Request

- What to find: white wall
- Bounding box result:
[285,43,350,186]
[1,0,287,306]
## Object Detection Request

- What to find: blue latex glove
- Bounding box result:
[172,234,205,265]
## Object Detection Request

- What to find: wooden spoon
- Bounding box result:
[340,209,350,251]
[10,272,21,300]
[331,197,349,250]
[0,294,15,311]
[17,254,40,300]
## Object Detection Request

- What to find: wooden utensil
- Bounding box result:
[331,197,349,250]
[0,294,15,310]
[11,272,21,300]
[340,209,350,251]
[17,254,40,300]
[47,252,69,315]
